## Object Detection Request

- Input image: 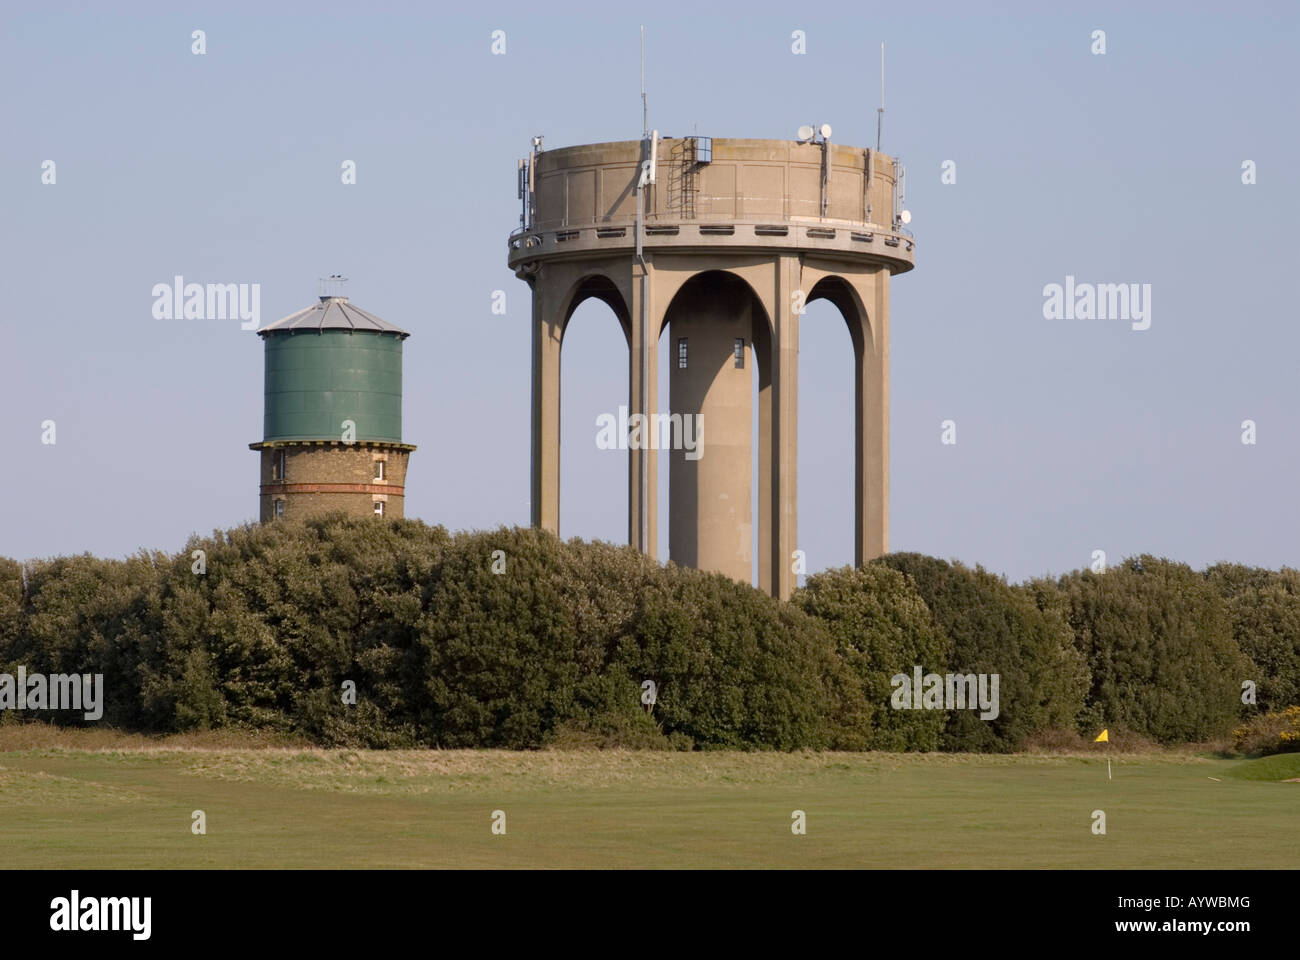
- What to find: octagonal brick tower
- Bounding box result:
[249,294,415,522]
[508,135,915,599]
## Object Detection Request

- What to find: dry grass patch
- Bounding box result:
[139,748,1218,795]
[0,764,159,806]
[0,723,309,753]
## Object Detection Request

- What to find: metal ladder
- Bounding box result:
[666,138,699,219]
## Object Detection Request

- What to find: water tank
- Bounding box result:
[258,296,408,443]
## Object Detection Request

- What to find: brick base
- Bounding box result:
[253,442,412,522]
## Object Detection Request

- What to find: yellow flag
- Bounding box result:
[1094,729,1109,743]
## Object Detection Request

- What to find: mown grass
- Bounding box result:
[0,727,1295,869]
[1222,752,1300,781]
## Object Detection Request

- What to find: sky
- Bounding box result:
[2,1,1297,585]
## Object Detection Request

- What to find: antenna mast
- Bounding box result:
[876,42,884,152]
[636,24,650,553]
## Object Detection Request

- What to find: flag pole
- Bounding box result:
[1095,728,1111,779]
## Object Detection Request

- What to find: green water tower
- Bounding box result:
[249,288,416,522]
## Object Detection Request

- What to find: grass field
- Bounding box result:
[1,729,1296,869]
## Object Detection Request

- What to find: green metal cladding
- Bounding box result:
[262,330,404,442]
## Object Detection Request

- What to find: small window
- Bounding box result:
[373,501,385,517]
[374,459,386,481]
[733,338,745,369]
[274,499,285,519]
[273,450,286,481]
[677,338,688,369]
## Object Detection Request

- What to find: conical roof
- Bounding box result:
[258,296,409,339]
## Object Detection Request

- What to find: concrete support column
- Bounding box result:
[667,276,752,582]
[530,277,562,533]
[628,259,657,557]
[854,266,890,564]
[757,255,800,600]
[755,313,774,595]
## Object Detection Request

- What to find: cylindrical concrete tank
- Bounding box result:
[250,295,415,522]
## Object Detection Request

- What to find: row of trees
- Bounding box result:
[0,517,1295,751]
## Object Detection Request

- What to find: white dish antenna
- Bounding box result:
[796,124,815,142]
[820,123,833,139]
[900,209,911,225]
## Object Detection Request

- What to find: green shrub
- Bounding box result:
[5,522,1292,753]
[141,516,450,738]
[624,566,859,750]
[1205,564,1300,712]
[791,564,947,750]
[412,527,654,747]
[1054,556,1251,743]
[546,709,692,750]
[10,552,164,728]
[874,554,1088,751]
[0,557,22,655]
[415,526,857,750]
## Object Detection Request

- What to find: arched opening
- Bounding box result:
[797,278,860,584]
[559,279,630,545]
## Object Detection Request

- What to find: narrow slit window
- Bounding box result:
[734,338,745,369]
[274,499,285,519]
[374,459,386,481]
[678,338,688,369]
[273,450,286,480]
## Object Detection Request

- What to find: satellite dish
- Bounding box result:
[820,123,833,139]
[797,124,815,142]
[900,209,912,225]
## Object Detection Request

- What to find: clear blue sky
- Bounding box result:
[2,1,1297,584]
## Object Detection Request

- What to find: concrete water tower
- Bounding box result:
[249,284,416,522]
[508,133,914,599]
